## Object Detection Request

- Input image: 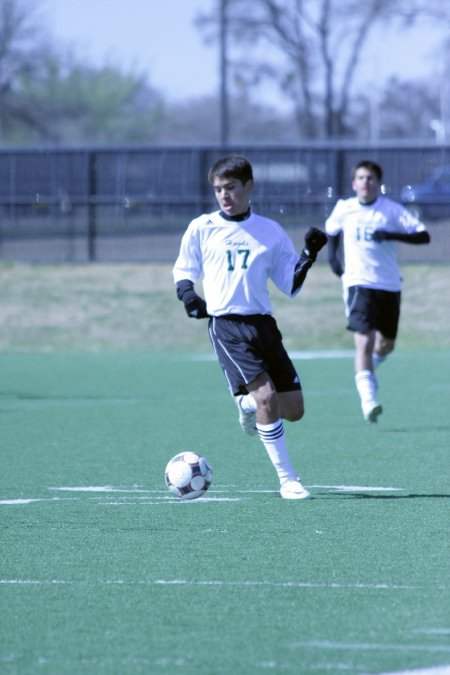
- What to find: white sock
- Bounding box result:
[240,393,257,413]
[355,369,378,404]
[256,420,297,484]
[373,353,387,369]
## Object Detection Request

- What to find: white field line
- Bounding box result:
[411,630,450,636]
[0,578,444,591]
[0,497,77,505]
[0,498,47,505]
[310,485,404,492]
[0,484,405,506]
[289,350,354,360]
[291,641,450,655]
[48,485,404,494]
[49,486,150,492]
[191,349,353,362]
[376,667,450,675]
[94,497,245,504]
[0,496,244,506]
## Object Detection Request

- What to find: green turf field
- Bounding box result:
[1,349,449,675]
[0,263,449,674]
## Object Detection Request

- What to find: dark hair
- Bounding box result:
[352,160,383,182]
[208,155,253,185]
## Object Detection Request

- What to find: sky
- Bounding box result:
[41,0,445,107]
[42,0,217,102]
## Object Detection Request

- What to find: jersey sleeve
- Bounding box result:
[397,204,428,234]
[172,219,203,284]
[269,225,301,296]
[325,199,346,236]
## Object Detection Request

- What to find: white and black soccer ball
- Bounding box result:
[164,451,213,500]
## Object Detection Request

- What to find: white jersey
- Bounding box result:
[173,210,300,316]
[325,196,427,291]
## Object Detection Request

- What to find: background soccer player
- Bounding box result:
[326,159,430,423]
[173,155,327,499]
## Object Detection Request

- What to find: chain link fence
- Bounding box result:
[1,143,449,263]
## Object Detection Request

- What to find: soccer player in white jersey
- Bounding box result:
[325,160,430,423]
[173,155,327,499]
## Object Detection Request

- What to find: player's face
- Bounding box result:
[212,176,253,216]
[352,168,380,204]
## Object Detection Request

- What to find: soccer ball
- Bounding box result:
[164,451,213,500]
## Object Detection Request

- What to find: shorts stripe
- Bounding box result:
[209,318,247,391]
[345,286,359,318]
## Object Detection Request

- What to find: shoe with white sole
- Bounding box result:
[236,395,257,436]
[362,401,383,424]
[280,479,311,500]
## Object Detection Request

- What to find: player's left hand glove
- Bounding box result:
[373,230,430,245]
[303,227,328,260]
[292,228,328,293]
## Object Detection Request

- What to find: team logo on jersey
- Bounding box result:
[225,238,250,248]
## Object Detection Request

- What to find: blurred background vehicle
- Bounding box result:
[401,166,450,219]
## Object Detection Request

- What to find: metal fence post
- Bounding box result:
[88,151,97,261]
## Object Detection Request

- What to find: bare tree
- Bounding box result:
[196,0,450,139]
[378,77,440,139]
[0,0,166,145]
[0,0,52,139]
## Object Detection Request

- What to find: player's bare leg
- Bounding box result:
[278,390,304,422]
[373,332,395,369]
[245,373,310,499]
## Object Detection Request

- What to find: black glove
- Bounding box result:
[176,280,209,319]
[372,230,430,245]
[291,228,328,293]
[304,227,328,260]
[372,229,392,242]
[291,251,314,293]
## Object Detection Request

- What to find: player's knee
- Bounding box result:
[254,386,278,417]
[283,401,304,422]
[377,339,395,356]
[263,389,278,414]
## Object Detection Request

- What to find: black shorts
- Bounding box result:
[345,286,401,339]
[208,314,301,397]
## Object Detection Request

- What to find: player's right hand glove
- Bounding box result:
[303,227,328,260]
[372,229,392,242]
[176,280,209,319]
